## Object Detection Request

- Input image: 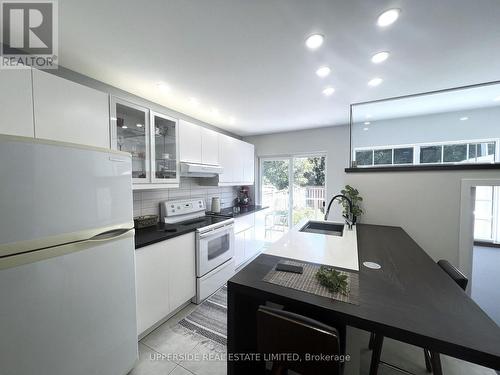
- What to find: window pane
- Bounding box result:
[394,148,413,164]
[356,150,373,166]
[468,144,477,161]
[292,156,326,225]
[374,149,392,165]
[476,186,493,201]
[474,219,493,240]
[443,144,467,163]
[420,146,442,163]
[477,142,496,162]
[475,201,493,219]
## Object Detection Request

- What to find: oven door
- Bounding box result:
[196,224,235,277]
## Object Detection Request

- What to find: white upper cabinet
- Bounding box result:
[179,119,202,163]
[179,119,220,166]
[110,98,150,183]
[32,69,110,148]
[201,127,219,165]
[217,135,254,186]
[242,141,255,184]
[0,69,34,138]
[218,134,235,183]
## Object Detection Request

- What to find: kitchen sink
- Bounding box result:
[299,221,344,236]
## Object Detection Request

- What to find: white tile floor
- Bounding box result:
[130,303,497,375]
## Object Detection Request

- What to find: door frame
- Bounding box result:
[258,152,328,228]
[459,178,500,294]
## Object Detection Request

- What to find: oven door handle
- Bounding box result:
[199,224,234,239]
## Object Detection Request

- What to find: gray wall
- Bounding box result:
[245,125,500,265]
[353,106,500,149]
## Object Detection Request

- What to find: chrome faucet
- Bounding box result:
[324,194,355,229]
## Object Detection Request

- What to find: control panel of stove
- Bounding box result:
[161,199,205,219]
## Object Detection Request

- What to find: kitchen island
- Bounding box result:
[227,224,500,374]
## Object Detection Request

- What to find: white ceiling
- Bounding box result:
[58,0,500,136]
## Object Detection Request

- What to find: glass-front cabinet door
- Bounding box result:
[150,111,179,184]
[110,98,150,183]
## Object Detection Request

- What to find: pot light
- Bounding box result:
[371,51,390,63]
[316,66,331,78]
[156,82,170,92]
[368,77,383,87]
[494,96,500,102]
[136,123,143,128]
[460,116,469,121]
[122,125,128,129]
[211,107,219,115]
[364,121,371,125]
[363,127,369,131]
[229,116,236,124]
[322,87,335,96]
[377,9,400,27]
[189,97,199,106]
[305,34,324,50]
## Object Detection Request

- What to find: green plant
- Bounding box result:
[340,185,363,219]
[315,266,349,295]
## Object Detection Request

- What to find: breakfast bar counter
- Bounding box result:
[227,224,500,374]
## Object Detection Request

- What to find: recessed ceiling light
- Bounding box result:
[494,96,500,102]
[229,116,236,124]
[460,116,469,121]
[305,34,324,50]
[189,97,199,106]
[371,51,390,63]
[368,77,383,87]
[122,125,128,129]
[363,127,369,131]
[364,121,371,125]
[136,123,143,127]
[156,82,170,92]
[211,107,219,115]
[377,8,401,27]
[316,66,331,78]
[322,87,335,96]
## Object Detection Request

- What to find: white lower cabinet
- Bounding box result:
[135,232,195,336]
[234,211,269,268]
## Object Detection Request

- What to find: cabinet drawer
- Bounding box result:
[234,213,255,233]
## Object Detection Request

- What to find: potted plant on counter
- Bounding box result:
[340,185,363,224]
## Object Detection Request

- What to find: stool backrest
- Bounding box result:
[257,305,341,375]
[437,260,468,291]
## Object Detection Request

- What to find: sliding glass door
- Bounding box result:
[260,154,326,239]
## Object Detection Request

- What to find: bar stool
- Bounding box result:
[368,259,468,375]
[257,305,343,375]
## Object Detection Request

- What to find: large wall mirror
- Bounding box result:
[350,82,500,169]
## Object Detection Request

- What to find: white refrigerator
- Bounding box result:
[0,135,138,375]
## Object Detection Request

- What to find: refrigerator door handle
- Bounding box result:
[88,228,134,242]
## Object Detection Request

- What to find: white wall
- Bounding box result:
[353,106,500,149]
[245,125,500,265]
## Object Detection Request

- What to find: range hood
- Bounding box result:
[180,162,223,177]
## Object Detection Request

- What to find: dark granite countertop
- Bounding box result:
[207,205,268,218]
[134,222,196,249]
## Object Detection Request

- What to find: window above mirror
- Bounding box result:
[348,82,500,172]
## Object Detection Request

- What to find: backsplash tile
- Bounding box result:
[133,178,243,218]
